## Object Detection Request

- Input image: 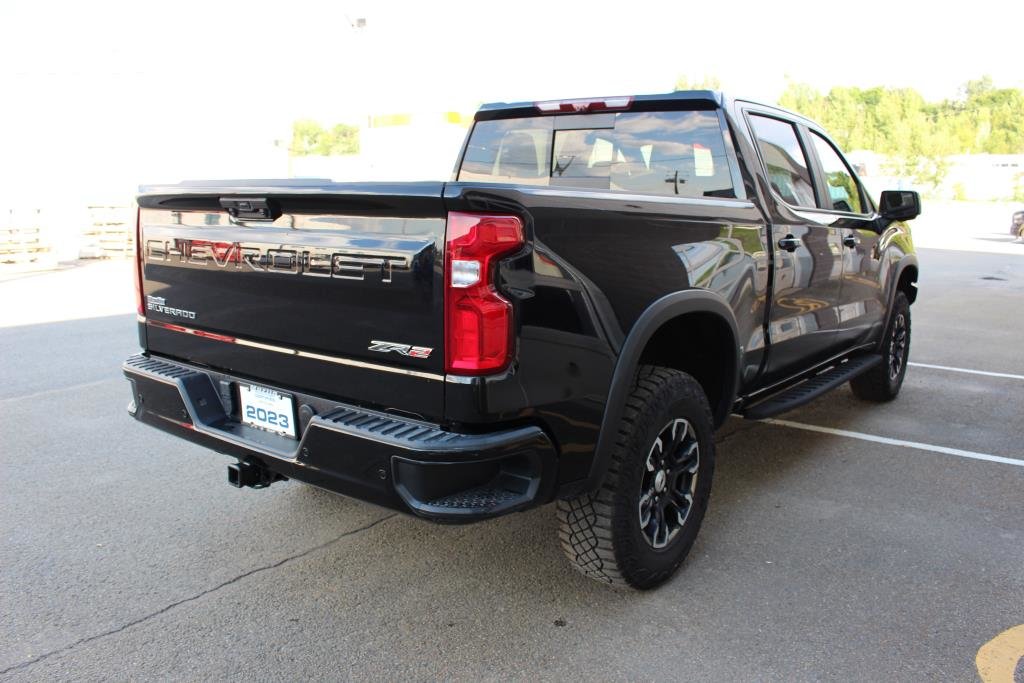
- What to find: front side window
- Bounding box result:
[748,114,817,208]
[810,132,864,214]
[458,110,736,200]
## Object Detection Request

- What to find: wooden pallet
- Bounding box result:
[0,226,50,263]
[82,205,135,258]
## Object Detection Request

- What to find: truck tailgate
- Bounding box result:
[137,182,447,420]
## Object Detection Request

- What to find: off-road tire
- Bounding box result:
[850,291,911,402]
[556,366,715,589]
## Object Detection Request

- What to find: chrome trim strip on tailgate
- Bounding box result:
[145,319,445,382]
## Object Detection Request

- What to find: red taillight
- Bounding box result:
[133,205,144,316]
[535,96,633,114]
[444,212,524,375]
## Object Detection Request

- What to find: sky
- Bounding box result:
[1,0,1021,202]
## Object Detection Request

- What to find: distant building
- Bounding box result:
[847,151,1024,201]
[943,155,1024,201]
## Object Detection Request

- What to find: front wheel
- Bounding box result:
[850,291,911,402]
[557,366,715,589]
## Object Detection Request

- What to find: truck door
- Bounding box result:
[746,113,846,383]
[805,130,887,349]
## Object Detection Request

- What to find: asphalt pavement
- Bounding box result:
[1,245,1022,681]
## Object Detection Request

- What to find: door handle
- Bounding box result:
[778,235,800,252]
[843,235,858,248]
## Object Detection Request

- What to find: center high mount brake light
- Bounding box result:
[534,96,633,114]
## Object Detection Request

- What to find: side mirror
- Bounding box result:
[879,190,921,222]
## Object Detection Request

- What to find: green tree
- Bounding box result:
[959,80,1024,153]
[778,77,1024,157]
[674,75,721,91]
[291,120,360,156]
[1012,172,1024,202]
[962,76,995,100]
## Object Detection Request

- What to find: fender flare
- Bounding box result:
[877,253,919,350]
[581,289,741,492]
[892,253,919,303]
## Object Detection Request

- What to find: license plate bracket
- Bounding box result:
[238,383,297,439]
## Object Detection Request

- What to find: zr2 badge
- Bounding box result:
[368,340,433,359]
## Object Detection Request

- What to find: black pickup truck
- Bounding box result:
[124,91,920,588]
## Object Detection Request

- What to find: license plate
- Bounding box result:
[238,384,297,438]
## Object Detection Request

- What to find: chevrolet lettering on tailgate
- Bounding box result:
[145,238,409,283]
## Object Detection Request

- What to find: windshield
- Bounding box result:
[457,110,737,200]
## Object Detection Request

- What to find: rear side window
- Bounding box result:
[810,132,864,214]
[459,118,554,185]
[748,115,817,208]
[458,110,736,200]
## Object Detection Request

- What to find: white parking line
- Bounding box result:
[908,362,1024,381]
[763,418,1024,468]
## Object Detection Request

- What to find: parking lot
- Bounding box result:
[1,232,1022,679]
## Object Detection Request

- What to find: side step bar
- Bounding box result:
[741,354,883,420]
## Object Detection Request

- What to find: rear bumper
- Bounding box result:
[122,354,558,522]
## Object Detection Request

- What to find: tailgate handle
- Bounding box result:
[220,197,281,222]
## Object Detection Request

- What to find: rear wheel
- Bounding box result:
[850,291,911,402]
[557,366,715,589]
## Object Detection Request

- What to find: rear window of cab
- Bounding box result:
[458,110,737,200]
